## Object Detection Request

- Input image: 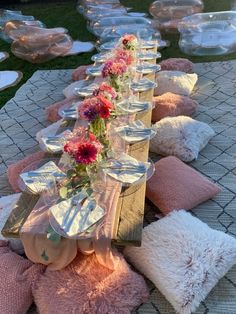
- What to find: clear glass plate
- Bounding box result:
[115,124,157,144]
[48,198,105,239]
[58,104,79,120]
[85,65,102,77]
[74,83,98,97]
[17,158,62,194]
[116,99,152,115]
[99,40,117,51]
[138,51,162,60]
[91,51,112,63]
[136,62,161,74]
[130,78,157,92]
[101,157,155,187]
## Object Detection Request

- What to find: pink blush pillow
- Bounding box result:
[72,64,91,81]
[33,250,149,314]
[0,241,45,314]
[146,156,221,215]
[160,58,194,73]
[46,96,76,122]
[7,151,46,192]
[152,92,198,122]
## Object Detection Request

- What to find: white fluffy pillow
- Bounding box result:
[155,71,198,96]
[149,116,215,162]
[124,210,236,314]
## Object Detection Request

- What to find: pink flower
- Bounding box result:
[78,96,113,121]
[102,58,127,78]
[75,142,98,164]
[114,48,134,65]
[122,34,137,44]
[93,82,117,100]
[78,97,100,121]
[121,34,138,50]
[100,105,110,119]
[64,133,103,165]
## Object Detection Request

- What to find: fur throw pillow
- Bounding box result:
[125,210,236,314]
[33,250,149,313]
[160,58,194,73]
[150,116,215,162]
[152,92,198,122]
[155,71,198,96]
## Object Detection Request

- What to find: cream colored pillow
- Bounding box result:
[150,116,215,162]
[155,71,198,96]
[125,210,236,314]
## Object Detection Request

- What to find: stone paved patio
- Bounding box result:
[1,61,236,313]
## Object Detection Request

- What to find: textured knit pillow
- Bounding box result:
[0,241,45,314]
[150,116,215,162]
[146,156,221,214]
[33,250,149,314]
[124,210,236,314]
[155,71,198,96]
[160,58,194,73]
[152,92,198,122]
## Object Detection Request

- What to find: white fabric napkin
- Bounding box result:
[116,100,151,114]
[40,130,72,153]
[103,153,150,184]
[63,79,95,98]
[36,119,63,142]
[115,120,156,143]
[50,191,105,237]
[20,161,66,194]
[130,78,157,92]
[59,104,80,120]
[74,82,98,97]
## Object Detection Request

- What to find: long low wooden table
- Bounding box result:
[2,70,155,247]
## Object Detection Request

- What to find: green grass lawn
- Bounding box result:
[0,0,234,107]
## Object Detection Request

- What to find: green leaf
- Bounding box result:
[41,250,49,261]
[59,186,68,199]
[87,187,93,196]
[67,169,75,178]
[47,226,61,244]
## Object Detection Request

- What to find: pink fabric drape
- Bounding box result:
[17,71,142,270]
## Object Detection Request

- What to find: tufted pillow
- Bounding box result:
[155,71,198,96]
[146,156,221,214]
[160,58,194,73]
[150,116,215,162]
[152,92,198,122]
[33,250,149,314]
[0,241,45,314]
[124,210,236,314]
